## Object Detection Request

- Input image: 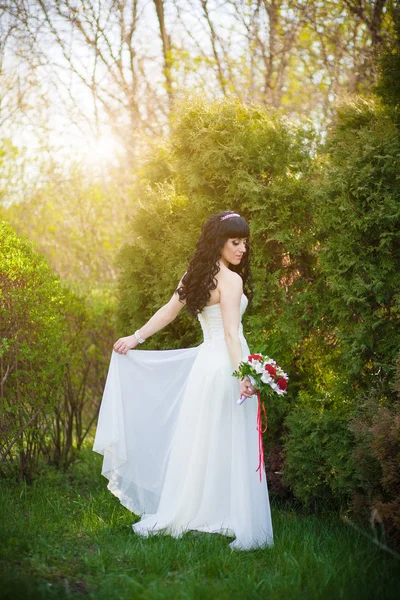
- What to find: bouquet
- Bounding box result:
[232,353,289,482]
[233,353,289,404]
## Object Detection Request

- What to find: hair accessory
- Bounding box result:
[220,213,240,221]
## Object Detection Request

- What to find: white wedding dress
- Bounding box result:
[93,292,274,550]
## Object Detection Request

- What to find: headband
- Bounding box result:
[220,213,240,221]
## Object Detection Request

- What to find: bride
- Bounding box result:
[93,210,274,551]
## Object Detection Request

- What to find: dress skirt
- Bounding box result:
[93,294,274,551]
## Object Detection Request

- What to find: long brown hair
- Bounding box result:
[175,210,254,317]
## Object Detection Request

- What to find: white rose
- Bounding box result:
[261,372,272,384]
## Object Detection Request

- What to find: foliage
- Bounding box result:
[373,4,400,124]
[314,96,400,388]
[1,162,133,285]
[115,182,199,349]
[347,351,400,549]
[0,221,115,480]
[0,220,67,479]
[281,351,400,550]
[0,140,20,205]
[267,37,400,549]
[282,403,356,510]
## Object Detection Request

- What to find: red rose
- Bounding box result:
[264,364,277,377]
[277,377,287,391]
[249,354,263,362]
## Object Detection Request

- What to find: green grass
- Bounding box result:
[0,444,398,600]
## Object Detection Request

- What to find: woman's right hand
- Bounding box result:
[113,334,138,355]
[239,375,256,398]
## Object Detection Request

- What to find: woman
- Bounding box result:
[93,210,274,551]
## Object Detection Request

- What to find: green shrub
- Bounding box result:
[0,221,115,480]
[282,355,400,549]
[0,220,68,479]
[373,6,400,124]
[282,404,356,510]
[348,352,400,549]
[314,97,400,389]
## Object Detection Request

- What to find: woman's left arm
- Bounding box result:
[113,273,187,354]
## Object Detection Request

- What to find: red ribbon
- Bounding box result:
[255,390,268,482]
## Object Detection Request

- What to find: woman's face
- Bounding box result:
[219,237,248,267]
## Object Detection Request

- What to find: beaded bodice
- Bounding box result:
[197,293,248,342]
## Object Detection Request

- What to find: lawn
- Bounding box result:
[0,444,398,600]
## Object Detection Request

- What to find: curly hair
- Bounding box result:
[175,210,254,317]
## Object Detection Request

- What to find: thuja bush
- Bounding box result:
[280,35,400,541]
[282,403,356,510]
[115,183,200,349]
[314,95,400,389]
[281,352,400,549]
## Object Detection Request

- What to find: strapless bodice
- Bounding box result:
[197,293,248,342]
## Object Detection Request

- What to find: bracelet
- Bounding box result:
[134,329,145,344]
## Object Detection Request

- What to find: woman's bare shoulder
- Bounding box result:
[217,269,243,295]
